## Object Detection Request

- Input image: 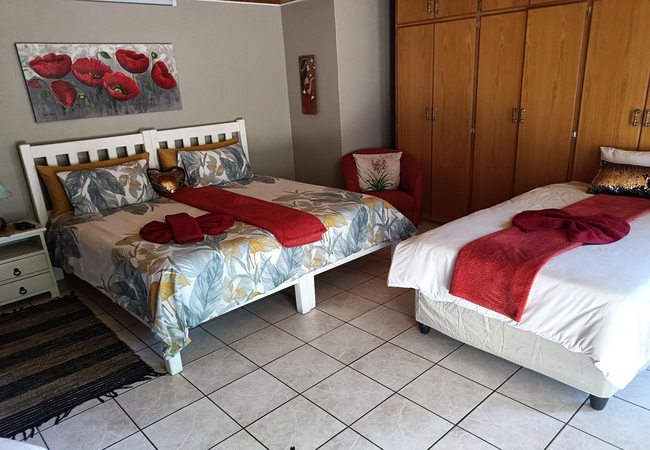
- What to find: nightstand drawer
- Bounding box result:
[0,253,49,282]
[0,273,54,304]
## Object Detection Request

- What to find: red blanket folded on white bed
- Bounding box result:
[449,194,650,321]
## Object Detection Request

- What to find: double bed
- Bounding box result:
[388,181,650,409]
[19,120,416,374]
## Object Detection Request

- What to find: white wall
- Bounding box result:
[0,0,294,221]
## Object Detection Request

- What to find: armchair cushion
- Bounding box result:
[368,189,416,211]
[352,152,402,192]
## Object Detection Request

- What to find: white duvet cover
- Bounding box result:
[388,182,650,389]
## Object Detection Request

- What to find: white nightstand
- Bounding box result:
[0,220,60,307]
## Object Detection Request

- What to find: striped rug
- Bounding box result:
[0,293,158,439]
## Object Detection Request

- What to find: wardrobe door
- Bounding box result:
[397,25,434,219]
[514,2,587,195]
[397,0,434,24]
[638,89,650,151]
[432,18,477,222]
[482,0,529,11]
[435,0,477,18]
[573,0,650,181]
[472,12,527,211]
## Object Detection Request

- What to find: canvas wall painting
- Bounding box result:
[16,43,182,123]
[299,55,317,115]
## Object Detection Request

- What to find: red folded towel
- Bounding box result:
[166,213,205,244]
[196,214,234,235]
[140,221,173,243]
[140,213,234,244]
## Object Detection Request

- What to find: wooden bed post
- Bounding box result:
[295,273,316,314]
[165,353,183,375]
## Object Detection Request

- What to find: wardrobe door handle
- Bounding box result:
[519,108,526,124]
[512,108,519,124]
[432,108,437,121]
[644,110,650,128]
[19,287,27,296]
[434,0,440,15]
[427,0,433,15]
[425,107,431,121]
[633,109,641,127]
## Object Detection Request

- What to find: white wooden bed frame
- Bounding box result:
[19,119,396,375]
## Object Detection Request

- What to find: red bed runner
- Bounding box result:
[449,195,650,321]
[164,186,327,248]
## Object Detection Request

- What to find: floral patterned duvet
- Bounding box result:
[48,177,416,359]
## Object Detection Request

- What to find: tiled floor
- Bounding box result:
[6,227,650,450]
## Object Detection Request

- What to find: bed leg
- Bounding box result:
[295,274,316,314]
[165,353,183,376]
[418,323,431,334]
[589,395,609,411]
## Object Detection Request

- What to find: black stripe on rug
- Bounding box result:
[0,293,159,439]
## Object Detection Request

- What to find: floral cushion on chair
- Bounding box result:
[57,159,158,215]
[178,143,254,188]
[353,152,402,192]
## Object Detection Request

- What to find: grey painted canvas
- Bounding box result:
[16,43,182,123]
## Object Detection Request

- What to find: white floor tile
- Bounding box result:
[570,396,650,450]
[211,431,265,450]
[180,346,257,395]
[229,326,302,366]
[614,369,650,410]
[349,278,409,304]
[265,345,344,392]
[317,267,374,290]
[547,426,618,450]
[317,292,379,322]
[247,396,345,450]
[431,428,496,450]
[439,345,520,389]
[143,398,240,450]
[104,432,155,450]
[349,306,416,340]
[275,309,344,342]
[243,292,297,323]
[351,343,432,390]
[310,323,384,365]
[352,395,452,450]
[200,309,269,344]
[320,428,380,450]
[460,393,563,450]
[390,326,462,363]
[40,400,137,450]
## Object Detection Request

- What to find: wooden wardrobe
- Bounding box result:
[396,0,650,222]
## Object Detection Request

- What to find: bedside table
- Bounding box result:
[0,220,60,307]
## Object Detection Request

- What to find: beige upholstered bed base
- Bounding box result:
[416,291,619,398]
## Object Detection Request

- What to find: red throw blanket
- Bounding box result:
[141,213,234,244]
[449,195,650,321]
[164,187,327,248]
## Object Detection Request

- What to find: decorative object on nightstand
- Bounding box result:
[0,183,11,232]
[0,220,59,308]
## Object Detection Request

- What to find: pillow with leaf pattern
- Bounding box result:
[178,143,254,188]
[353,152,402,192]
[57,159,158,216]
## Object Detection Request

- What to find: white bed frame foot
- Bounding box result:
[165,353,183,375]
[295,274,316,314]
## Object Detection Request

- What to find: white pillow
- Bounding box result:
[600,147,650,166]
[353,152,402,192]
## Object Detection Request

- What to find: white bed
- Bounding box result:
[19,119,415,375]
[388,182,650,409]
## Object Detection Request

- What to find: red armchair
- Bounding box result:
[341,148,424,225]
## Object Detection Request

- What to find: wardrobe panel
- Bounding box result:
[432,18,477,222]
[397,0,433,24]
[435,0,477,18]
[638,89,650,151]
[514,2,587,195]
[573,0,650,181]
[472,11,527,211]
[397,25,434,219]
[482,0,529,11]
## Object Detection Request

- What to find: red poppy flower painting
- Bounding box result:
[28,53,72,79]
[103,72,141,101]
[51,81,77,107]
[17,43,181,122]
[116,49,150,74]
[151,61,177,89]
[72,58,113,87]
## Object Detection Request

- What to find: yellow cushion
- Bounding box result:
[158,138,239,171]
[37,153,150,218]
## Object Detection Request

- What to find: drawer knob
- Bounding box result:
[13,268,22,277]
[19,287,27,295]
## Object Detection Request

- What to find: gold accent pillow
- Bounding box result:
[158,138,239,171]
[587,161,650,199]
[37,153,150,218]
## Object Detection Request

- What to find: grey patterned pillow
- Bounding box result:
[179,143,254,188]
[57,159,158,215]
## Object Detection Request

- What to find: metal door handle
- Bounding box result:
[644,110,650,128]
[434,0,440,15]
[432,108,437,121]
[512,108,519,124]
[13,268,21,277]
[633,109,641,127]
[426,107,431,120]
[19,287,27,295]
[519,108,526,124]
[427,0,433,15]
